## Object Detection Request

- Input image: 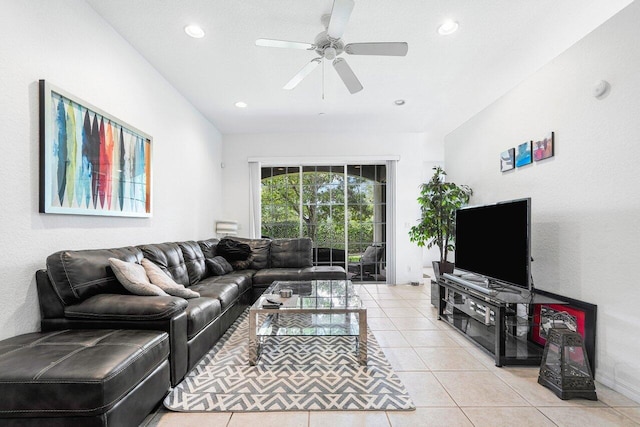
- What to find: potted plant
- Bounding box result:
[409,166,472,277]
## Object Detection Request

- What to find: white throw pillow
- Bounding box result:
[141,258,200,299]
[108,258,168,296]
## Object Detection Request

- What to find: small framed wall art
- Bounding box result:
[500,148,515,172]
[534,131,554,161]
[515,141,532,167]
[39,80,152,217]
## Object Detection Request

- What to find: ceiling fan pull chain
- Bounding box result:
[322,59,325,100]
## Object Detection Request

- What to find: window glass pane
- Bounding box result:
[262,164,386,282]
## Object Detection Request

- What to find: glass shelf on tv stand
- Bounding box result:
[437,276,566,367]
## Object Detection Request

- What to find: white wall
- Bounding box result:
[0,0,223,340]
[445,1,640,401]
[222,132,443,284]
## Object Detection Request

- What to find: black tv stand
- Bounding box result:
[437,275,566,366]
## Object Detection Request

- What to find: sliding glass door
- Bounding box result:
[261,164,386,283]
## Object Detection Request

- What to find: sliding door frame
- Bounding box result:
[249,156,398,284]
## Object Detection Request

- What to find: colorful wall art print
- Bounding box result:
[515,141,532,167]
[500,148,515,172]
[534,131,555,161]
[39,80,152,217]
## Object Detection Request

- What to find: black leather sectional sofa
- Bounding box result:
[0,236,345,425]
[35,236,346,387]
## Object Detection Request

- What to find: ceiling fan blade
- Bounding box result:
[332,58,363,94]
[283,58,322,90]
[327,0,354,39]
[345,42,409,56]
[256,38,314,50]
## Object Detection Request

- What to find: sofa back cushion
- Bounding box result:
[198,238,219,260]
[361,244,385,263]
[46,247,142,305]
[206,256,234,275]
[216,238,252,262]
[139,243,190,286]
[177,241,207,284]
[228,236,271,269]
[270,238,312,268]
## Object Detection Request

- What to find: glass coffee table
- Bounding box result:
[248,280,367,365]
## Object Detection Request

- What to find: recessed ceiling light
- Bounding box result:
[235,101,248,108]
[437,20,459,36]
[184,24,205,39]
[394,99,406,106]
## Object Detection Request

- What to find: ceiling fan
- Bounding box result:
[256,0,408,94]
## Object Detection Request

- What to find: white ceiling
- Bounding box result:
[86,0,632,138]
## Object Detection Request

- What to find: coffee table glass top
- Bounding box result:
[252,280,364,311]
[250,280,365,337]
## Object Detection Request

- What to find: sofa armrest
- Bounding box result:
[65,294,188,321]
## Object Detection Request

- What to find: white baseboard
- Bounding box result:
[596,371,640,403]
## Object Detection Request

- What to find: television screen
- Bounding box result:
[454,198,531,290]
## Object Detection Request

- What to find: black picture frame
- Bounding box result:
[531,289,597,374]
[39,80,153,217]
[500,148,515,172]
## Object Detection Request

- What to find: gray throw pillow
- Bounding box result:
[206,256,234,275]
[141,258,200,299]
[108,258,168,296]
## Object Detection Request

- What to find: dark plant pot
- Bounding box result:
[432,261,454,278]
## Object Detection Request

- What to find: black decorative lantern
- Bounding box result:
[538,313,597,400]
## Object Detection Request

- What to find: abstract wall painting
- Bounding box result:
[515,141,532,167]
[500,148,515,172]
[39,80,152,217]
[534,131,554,161]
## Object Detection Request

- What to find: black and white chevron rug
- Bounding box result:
[164,310,415,412]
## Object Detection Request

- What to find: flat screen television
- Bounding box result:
[454,198,531,290]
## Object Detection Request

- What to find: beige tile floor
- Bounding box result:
[143,273,640,427]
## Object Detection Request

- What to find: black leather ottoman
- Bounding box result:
[0,329,170,427]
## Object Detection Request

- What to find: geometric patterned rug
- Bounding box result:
[164,310,415,412]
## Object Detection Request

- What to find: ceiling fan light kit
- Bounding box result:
[256,0,408,94]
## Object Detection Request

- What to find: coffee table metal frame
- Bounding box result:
[248,280,367,366]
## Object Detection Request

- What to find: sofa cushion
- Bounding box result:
[184,298,221,339]
[177,241,208,285]
[141,258,200,299]
[46,247,143,305]
[0,329,169,418]
[109,258,168,297]
[64,293,188,321]
[270,238,313,268]
[362,244,384,263]
[298,266,347,281]
[198,238,219,260]
[228,237,271,269]
[208,270,254,295]
[140,243,190,286]
[216,238,252,262]
[206,256,233,276]
[190,281,240,311]
[252,268,304,285]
